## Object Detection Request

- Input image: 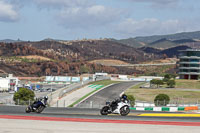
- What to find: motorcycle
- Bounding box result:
[25,99,47,113]
[100,99,130,116]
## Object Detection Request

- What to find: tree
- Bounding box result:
[127,95,135,107]
[167,80,176,88]
[163,74,176,82]
[163,74,170,82]
[150,79,164,88]
[154,94,170,106]
[13,88,35,105]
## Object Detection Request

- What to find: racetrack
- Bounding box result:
[1,106,200,123]
[77,81,140,108]
[1,81,200,133]
[1,106,200,133]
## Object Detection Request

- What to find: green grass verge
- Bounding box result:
[68,89,98,107]
[88,80,121,86]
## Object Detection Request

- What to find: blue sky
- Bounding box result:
[0,0,200,41]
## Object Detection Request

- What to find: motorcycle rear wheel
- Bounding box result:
[36,106,45,113]
[100,106,110,115]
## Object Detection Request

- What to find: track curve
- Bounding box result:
[78,81,140,107]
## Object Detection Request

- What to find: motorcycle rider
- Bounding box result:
[120,94,129,103]
[32,96,48,110]
[110,94,128,111]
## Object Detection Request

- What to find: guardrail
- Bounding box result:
[1,99,199,112]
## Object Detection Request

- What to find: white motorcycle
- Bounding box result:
[100,99,130,116]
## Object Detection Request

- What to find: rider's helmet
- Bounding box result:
[121,94,127,100]
[44,96,48,100]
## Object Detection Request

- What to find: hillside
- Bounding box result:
[139,45,191,58]
[110,38,145,48]
[134,31,200,43]
[160,45,191,58]
[116,31,200,49]
[138,47,161,54]
[0,40,162,76]
[15,39,160,63]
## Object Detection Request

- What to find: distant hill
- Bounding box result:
[160,45,191,58]
[138,47,161,54]
[134,31,200,43]
[110,38,145,48]
[172,39,196,44]
[138,45,191,58]
[115,31,200,49]
[0,39,23,43]
[148,38,176,49]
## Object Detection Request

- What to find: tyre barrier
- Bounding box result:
[130,106,199,112]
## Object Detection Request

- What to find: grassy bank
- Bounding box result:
[175,79,200,89]
[125,81,200,103]
[88,80,121,86]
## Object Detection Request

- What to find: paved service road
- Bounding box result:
[1,118,200,133]
[77,81,140,108]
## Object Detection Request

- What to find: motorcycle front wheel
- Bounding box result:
[120,105,130,116]
[100,106,110,115]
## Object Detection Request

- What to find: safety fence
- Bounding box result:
[130,106,199,112]
[135,100,200,107]
[1,99,200,112]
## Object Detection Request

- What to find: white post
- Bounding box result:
[57,100,59,107]
[90,101,93,108]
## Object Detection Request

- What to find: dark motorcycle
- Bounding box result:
[25,96,48,113]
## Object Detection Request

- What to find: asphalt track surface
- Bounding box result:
[78,81,141,107]
[1,106,200,123]
[1,81,200,129]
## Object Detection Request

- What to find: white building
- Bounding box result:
[0,74,19,92]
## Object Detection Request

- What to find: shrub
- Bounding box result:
[127,95,135,107]
[154,94,170,106]
[13,88,35,105]
[163,74,176,82]
[167,80,176,88]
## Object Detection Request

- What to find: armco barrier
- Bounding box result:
[130,106,199,112]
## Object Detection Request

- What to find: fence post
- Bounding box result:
[57,100,59,107]
[64,100,65,107]
[90,101,93,108]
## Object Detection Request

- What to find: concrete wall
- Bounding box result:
[0,78,9,91]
